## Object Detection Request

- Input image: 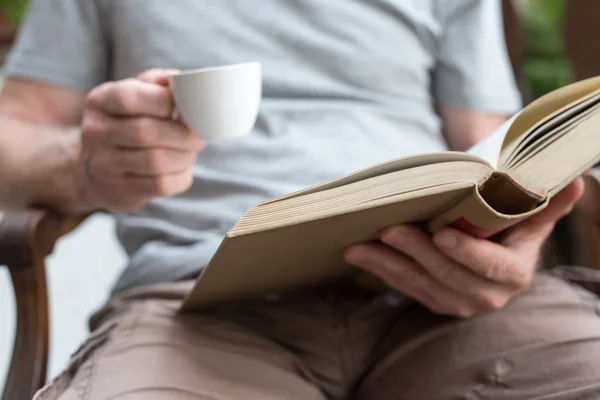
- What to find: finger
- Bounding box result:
[83,168,192,212]
[86,79,175,118]
[502,177,585,249]
[577,174,600,223]
[105,117,205,151]
[344,243,478,318]
[432,227,530,290]
[381,225,514,304]
[113,148,197,176]
[137,68,180,87]
[123,170,194,198]
[83,170,152,214]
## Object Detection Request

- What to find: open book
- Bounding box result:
[180,76,600,312]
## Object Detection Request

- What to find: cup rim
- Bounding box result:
[173,62,261,77]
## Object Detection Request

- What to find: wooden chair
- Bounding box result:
[1,212,86,400]
[3,1,600,399]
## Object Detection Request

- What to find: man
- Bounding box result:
[1,0,600,399]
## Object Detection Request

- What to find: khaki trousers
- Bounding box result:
[35,268,600,400]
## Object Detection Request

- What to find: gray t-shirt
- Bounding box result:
[4,0,521,292]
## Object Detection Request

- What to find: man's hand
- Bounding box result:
[80,68,205,213]
[344,178,585,318]
[577,170,600,224]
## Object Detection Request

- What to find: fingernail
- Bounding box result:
[382,227,406,246]
[434,232,457,250]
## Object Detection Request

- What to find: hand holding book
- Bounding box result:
[181,76,600,312]
[344,178,584,318]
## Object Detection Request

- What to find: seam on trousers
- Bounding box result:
[82,341,98,400]
[33,322,117,400]
[101,387,228,400]
[530,382,600,400]
[82,305,148,399]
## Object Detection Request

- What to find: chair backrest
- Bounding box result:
[564,0,600,81]
[501,0,526,93]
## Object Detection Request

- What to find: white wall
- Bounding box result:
[0,214,126,394]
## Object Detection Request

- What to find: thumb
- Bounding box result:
[137,68,180,86]
[502,177,584,249]
[528,177,584,226]
[576,172,600,223]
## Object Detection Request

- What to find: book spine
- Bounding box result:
[427,182,548,238]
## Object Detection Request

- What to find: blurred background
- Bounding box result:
[1,0,600,393]
[516,0,574,99]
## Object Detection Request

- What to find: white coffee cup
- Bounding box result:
[169,62,262,140]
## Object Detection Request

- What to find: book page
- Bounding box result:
[505,102,600,170]
[501,90,600,168]
[260,151,492,205]
[501,76,600,150]
[466,111,521,169]
[508,108,600,198]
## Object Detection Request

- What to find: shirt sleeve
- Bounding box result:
[2,0,110,92]
[433,0,522,114]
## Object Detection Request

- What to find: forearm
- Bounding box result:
[440,106,509,152]
[0,72,200,214]
[0,117,90,213]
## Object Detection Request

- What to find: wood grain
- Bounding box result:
[1,211,86,400]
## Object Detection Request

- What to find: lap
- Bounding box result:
[356,270,600,400]
[35,269,600,400]
[35,281,328,400]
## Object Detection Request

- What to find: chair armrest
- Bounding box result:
[0,210,86,268]
[1,210,88,400]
